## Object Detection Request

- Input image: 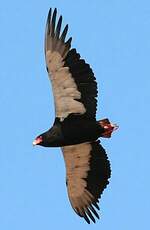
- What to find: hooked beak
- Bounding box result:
[32,140,37,146]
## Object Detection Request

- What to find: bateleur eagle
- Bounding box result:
[33,8,118,224]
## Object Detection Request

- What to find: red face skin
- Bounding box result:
[33,136,43,146]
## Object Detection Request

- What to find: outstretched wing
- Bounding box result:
[45,8,98,121]
[61,141,111,224]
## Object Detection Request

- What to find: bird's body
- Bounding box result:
[39,116,105,147]
[33,8,118,224]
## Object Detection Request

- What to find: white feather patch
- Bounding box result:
[46,50,86,121]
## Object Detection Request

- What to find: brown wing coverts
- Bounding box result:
[62,141,111,224]
[64,49,98,120]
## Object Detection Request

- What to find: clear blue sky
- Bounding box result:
[0,0,150,229]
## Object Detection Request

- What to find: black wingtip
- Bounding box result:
[83,214,90,224]
[53,8,57,15]
[60,24,68,42]
[59,15,63,24]
[47,8,52,21]
[65,37,72,45]
[92,202,100,210]
[47,8,52,34]
[55,15,63,38]
[51,8,57,37]
[86,208,96,223]
[89,205,100,219]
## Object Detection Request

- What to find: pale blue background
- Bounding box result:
[0,0,150,229]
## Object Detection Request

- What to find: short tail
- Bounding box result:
[98,118,118,138]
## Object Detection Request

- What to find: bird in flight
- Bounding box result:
[33,8,118,224]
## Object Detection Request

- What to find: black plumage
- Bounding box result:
[33,8,118,224]
[64,49,98,120]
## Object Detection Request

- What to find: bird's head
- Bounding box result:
[33,133,51,147]
[33,126,62,147]
[33,135,43,146]
[33,132,53,147]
